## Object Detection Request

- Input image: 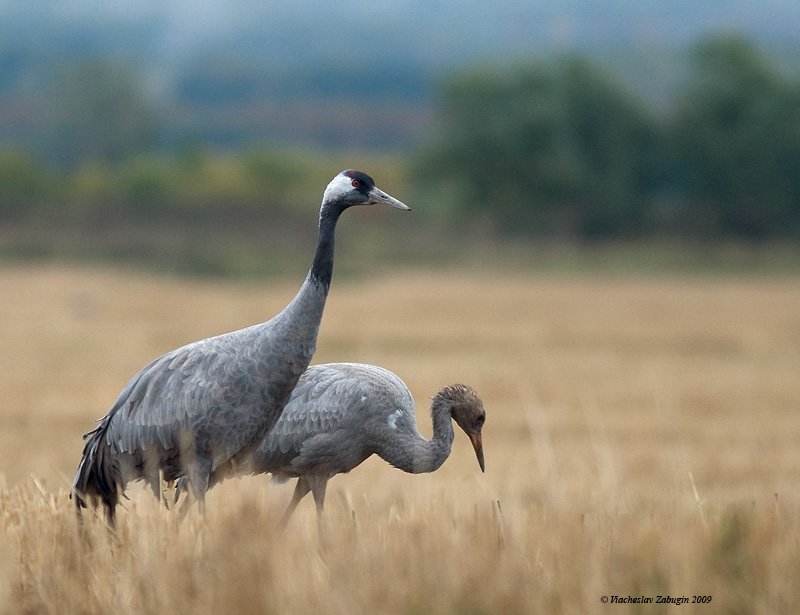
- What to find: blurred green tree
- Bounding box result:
[40,61,160,169]
[670,35,800,238]
[0,148,48,218]
[416,56,659,238]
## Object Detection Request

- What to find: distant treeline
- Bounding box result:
[1,34,799,240]
[416,34,800,240]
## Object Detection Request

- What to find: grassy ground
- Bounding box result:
[1,263,799,614]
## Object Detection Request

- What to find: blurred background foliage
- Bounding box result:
[415,56,659,239]
[1,21,800,274]
[416,35,800,241]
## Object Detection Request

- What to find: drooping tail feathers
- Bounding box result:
[70,418,121,525]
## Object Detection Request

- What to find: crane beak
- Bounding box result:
[468,431,485,473]
[366,186,410,211]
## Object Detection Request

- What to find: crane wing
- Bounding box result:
[97,327,268,457]
[253,364,371,466]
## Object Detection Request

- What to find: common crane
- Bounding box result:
[71,171,408,525]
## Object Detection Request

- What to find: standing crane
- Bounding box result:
[178,363,486,525]
[71,171,408,525]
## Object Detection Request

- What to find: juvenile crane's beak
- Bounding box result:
[367,186,410,211]
[469,431,485,473]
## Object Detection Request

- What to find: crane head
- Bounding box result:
[322,170,410,212]
[437,384,486,472]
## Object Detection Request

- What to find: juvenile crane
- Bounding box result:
[182,363,486,525]
[71,171,408,525]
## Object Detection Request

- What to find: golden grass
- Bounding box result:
[1,263,800,614]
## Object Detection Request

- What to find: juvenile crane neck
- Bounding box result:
[408,400,456,474]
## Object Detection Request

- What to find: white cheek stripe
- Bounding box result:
[322,173,352,204]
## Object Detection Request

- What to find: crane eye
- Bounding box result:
[351,179,361,188]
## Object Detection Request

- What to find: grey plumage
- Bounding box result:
[227,362,486,525]
[71,171,408,525]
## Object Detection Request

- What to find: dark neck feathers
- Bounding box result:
[309,202,345,292]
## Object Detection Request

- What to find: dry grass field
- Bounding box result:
[1,263,799,614]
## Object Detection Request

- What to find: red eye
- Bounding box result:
[351,179,360,188]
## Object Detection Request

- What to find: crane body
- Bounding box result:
[215,363,487,525]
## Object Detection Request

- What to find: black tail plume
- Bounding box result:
[70,419,121,526]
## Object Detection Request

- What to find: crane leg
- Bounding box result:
[306,475,329,542]
[183,460,211,517]
[306,475,328,516]
[279,477,311,528]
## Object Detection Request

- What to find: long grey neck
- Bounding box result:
[266,204,343,365]
[308,205,342,293]
[403,399,455,474]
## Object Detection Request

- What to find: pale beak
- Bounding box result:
[367,186,410,211]
[469,431,485,473]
